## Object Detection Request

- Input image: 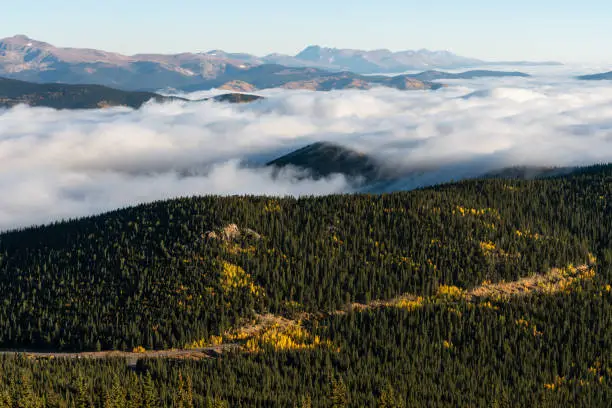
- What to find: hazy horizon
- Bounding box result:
[4,0,612,64]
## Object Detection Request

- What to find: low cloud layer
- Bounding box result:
[2,67,612,231]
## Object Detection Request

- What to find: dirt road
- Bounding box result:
[0,344,238,366]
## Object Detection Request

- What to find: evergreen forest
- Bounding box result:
[0,165,611,407]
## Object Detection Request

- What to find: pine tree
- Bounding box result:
[177,372,194,408]
[206,397,229,408]
[379,383,405,408]
[0,389,12,408]
[300,394,312,408]
[142,372,159,408]
[104,375,126,408]
[330,376,349,408]
[16,373,43,408]
[75,374,92,408]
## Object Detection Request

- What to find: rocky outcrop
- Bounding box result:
[218,80,258,92]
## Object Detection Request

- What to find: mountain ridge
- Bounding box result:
[577,71,612,81]
[1,35,549,91]
[0,77,264,109]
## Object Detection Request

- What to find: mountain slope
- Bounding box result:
[207,93,264,103]
[0,77,179,109]
[286,45,483,73]
[0,77,264,109]
[0,35,548,90]
[266,141,390,181]
[0,164,609,352]
[409,69,531,81]
[0,35,254,90]
[266,46,559,73]
[178,65,443,92]
[0,165,609,407]
[577,71,612,80]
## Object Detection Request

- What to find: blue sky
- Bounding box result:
[3,0,612,62]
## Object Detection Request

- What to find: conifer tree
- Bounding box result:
[142,372,159,408]
[75,374,92,408]
[330,376,349,408]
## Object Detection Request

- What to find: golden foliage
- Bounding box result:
[480,241,515,259]
[185,335,223,349]
[453,206,501,219]
[437,285,466,300]
[220,261,263,296]
[132,346,146,353]
[263,200,282,213]
[479,301,499,311]
[244,322,334,353]
[515,318,543,337]
[226,243,257,255]
[515,229,543,240]
[393,296,424,312]
[537,264,597,294]
[544,376,566,391]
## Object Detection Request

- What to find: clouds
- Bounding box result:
[2,70,612,231]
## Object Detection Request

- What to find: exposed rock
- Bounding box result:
[281,76,372,91]
[218,80,257,92]
[386,76,431,90]
[205,224,262,241]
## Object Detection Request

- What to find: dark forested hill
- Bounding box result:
[266,141,392,181]
[0,77,264,109]
[0,77,181,109]
[0,165,610,406]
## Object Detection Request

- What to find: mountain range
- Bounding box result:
[0,68,533,109]
[1,35,542,91]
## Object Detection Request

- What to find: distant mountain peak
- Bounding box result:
[301,45,323,52]
[295,45,326,60]
[10,34,32,40]
[1,34,48,47]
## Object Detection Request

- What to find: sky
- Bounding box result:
[2,0,612,63]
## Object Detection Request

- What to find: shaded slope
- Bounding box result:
[266,141,388,181]
[0,77,181,109]
[483,165,575,179]
[207,93,263,103]
[0,77,264,109]
[409,69,530,81]
[577,71,612,81]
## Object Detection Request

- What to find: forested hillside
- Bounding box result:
[0,165,610,406]
[0,77,179,109]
